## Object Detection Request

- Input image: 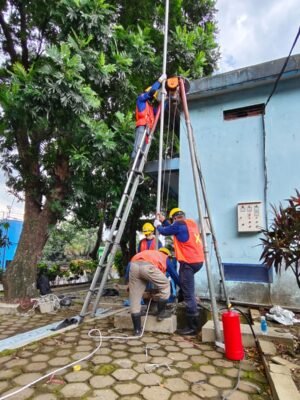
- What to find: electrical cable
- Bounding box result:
[0,300,152,400]
[0,328,103,400]
[265,26,300,108]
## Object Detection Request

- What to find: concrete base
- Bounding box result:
[0,303,19,315]
[114,309,177,333]
[201,320,294,347]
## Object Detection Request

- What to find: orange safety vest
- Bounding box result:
[173,219,204,264]
[135,102,155,129]
[131,250,167,274]
[139,238,156,251]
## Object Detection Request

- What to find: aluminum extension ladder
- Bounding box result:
[78,106,162,322]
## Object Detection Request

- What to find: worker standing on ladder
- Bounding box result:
[132,74,167,160]
[155,208,204,336]
[129,248,172,335]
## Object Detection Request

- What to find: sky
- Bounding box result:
[216,0,300,72]
[1,0,300,217]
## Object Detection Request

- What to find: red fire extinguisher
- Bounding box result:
[222,309,244,361]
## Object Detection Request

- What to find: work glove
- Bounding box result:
[154,219,162,228]
[158,73,167,83]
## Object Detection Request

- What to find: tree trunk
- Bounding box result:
[3,195,57,300]
[89,220,104,260]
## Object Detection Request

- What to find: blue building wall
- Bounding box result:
[0,219,23,269]
[179,56,300,306]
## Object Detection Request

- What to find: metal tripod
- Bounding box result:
[79,106,161,321]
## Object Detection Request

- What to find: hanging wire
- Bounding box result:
[165,98,179,211]
[160,94,180,214]
[265,25,300,108]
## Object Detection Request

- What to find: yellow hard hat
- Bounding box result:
[159,247,171,256]
[142,222,155,235]
[169,207,185,218]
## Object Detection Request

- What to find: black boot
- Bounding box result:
[176,313,199,336]
[157,299,171,321]
[131,313,142,336]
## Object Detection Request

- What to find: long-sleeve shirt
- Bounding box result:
[157,220,189,242]
[136,81,161,112]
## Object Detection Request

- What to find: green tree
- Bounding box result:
[0,0,219,299]
[260,191,300,288]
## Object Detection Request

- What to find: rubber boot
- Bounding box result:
[157,299,171,321]
[131,313,142,336]
[176,313,199,336]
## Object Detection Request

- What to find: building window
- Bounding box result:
[223,104,265,121]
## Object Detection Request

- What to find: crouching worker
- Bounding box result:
[129,248,171,336]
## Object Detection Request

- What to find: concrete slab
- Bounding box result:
[0,303,19,315]
[201,320,294,347]
[258,339,277,356]
[269,363,291,375]
[269,371,300,400]
[114,309,177,333]
[270,356,300,370]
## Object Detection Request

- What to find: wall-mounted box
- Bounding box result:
[237,201,263,232]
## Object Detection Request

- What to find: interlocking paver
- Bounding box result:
[182,370,206,383]
[86,388,118,400]
[199,364,217,374]
[190,355,209,364]
[60,382,90,398]
[1,386,34,399]
[114,382,141,395]
[48,357,71,366]
[13,372,43,386]
[203,350,223,359]
[31,394,58,400]
[137,372,161,385]
[164,377,189,392]
[0,298,272,400]
[213,358,235,368]
[114,358,133,368]
[168,352,188,361]
[31,354,50,362]
[209,374,233,388]
[90,375,116,388]
[222,389,250,400]
[191,382,219,398]
[170,393,199,400]
[141,386,171,400]
[65,370,92,382]
[112,368,138,381]
[0,381,9,393]
[91,355,113,364]
[0,369,20,379]
[24,362,48,372]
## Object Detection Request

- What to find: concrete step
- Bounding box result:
[114,309,177,333]
[202,320,294,347]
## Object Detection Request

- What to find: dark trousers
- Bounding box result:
[179,262,203,314]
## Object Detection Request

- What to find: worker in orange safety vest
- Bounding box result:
[129,248,172,335]
[131,74,167,160]
[154,208,204,336]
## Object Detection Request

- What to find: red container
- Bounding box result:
[222,310,244,361]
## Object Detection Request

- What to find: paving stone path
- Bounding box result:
[0,308,272,400]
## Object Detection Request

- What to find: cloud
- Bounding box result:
[216,0,300,72]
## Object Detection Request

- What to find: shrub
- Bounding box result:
[69,259,97,275]
[260,190,300,288]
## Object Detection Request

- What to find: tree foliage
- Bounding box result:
[260,190,300,288]
[0,0,219,299]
